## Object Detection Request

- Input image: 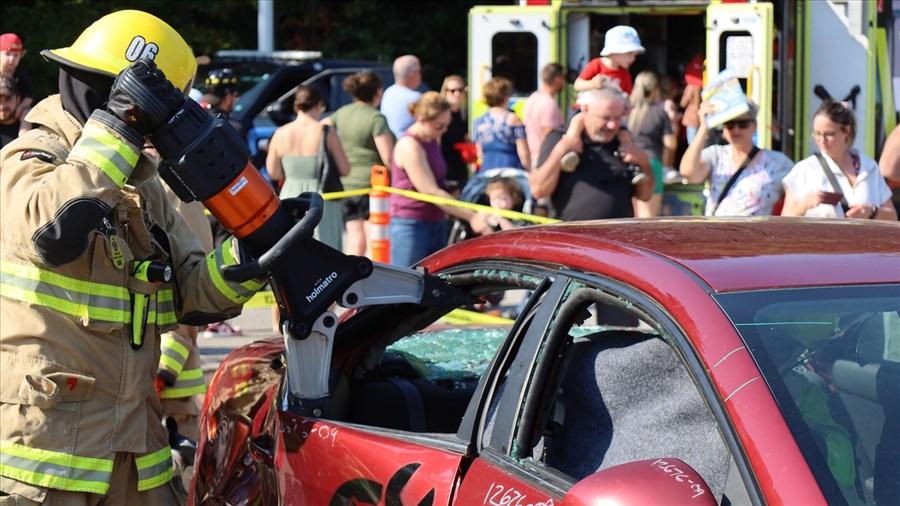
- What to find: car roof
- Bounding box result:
[424,217,900,293]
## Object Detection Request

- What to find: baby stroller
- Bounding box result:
[448,167,533,245]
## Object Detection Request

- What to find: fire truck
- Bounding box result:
[468,0,897,166]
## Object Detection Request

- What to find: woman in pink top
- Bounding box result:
[390,92,493,267]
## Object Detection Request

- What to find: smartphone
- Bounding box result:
[821,191,844,205]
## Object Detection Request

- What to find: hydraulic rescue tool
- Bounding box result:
[117,58,475,414]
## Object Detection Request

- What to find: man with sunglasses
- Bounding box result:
[680,100,793,216]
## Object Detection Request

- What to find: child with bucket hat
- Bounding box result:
[554,26,649,185]
[574,25,645,95]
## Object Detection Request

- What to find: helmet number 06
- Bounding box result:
[125,36,160,64]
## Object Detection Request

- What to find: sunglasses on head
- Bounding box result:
[724,119,754,129]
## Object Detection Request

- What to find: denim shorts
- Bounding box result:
[389,217,448,267]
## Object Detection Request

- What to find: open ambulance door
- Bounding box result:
[706,2,775,150]
[801,1,877,157]
[468,5,556,124]
[558,2,708,114]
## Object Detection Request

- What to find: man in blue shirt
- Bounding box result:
[381,55,422,138]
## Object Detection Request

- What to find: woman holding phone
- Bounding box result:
[781,100,896,220]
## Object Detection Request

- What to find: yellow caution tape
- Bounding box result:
[206,185,559,225]
[323,185,557,225]
[321,188,371,201]
[245,290,279,308]
[439,308,514,325]
[244,292,512,327]
[371,185,559,225]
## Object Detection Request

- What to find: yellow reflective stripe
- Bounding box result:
[160,368,207,398]
[83,124,141,166]
[71,124,140,188]
[0,261,130,323]
[220,238,265,294]
[177,367,203,380]
[2,260,125,297]
[206,250,241,303]
[159,355,182,375]
[161,335,190,360]
[0,440,113,494]
[160,383,206,398]
[155,289,177,325]
[206,238,263,304]
[159,334,189,376]
[134,446,173,491]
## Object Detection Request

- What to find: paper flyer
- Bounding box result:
[702,68,750,128]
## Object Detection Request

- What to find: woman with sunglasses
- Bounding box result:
[781,100,896,220]
[440,75,470,193]
[680,100,793,216]
[389,92,494,267]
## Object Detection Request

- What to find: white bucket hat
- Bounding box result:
[600,25,645,56]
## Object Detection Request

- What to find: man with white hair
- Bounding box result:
[529,87,653,221]
[381,54,422,138]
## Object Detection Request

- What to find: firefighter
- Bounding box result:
[156,179,214,444]
[200,68,238,117]
[199,67,245,147]
[0,10,264,504]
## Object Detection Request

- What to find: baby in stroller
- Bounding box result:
[449,168,532,243]
[485,177,526,231]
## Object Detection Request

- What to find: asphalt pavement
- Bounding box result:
[198,305,280,379]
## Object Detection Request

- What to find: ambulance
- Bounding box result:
[468,0,896,171]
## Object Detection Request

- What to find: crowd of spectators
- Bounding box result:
[2,27,898,274]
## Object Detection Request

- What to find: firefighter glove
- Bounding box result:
[107,57,184,137]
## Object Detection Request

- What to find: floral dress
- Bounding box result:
[700,144,794,216]
[473,110,526,170]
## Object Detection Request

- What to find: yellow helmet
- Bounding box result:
[42,10,197,92]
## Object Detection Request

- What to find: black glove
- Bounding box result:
[157,370,178,388]
[107,57,184,136]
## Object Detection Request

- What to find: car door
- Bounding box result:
[451,273,570,505]
[452,270,758,505]
[270,263,550,505]
[272,409,466,505]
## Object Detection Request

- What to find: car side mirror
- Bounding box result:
[562,458,716,506]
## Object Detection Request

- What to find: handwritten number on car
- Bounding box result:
[651,459,706,499]
[484,483,555,506]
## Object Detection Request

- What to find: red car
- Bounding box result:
[190,218,900,505]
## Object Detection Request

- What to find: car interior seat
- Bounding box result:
[349,351,475,433]
[829,316,900,504]
[762,323,866,499]
[542,330,730,499]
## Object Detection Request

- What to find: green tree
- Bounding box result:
[1,0,510,101]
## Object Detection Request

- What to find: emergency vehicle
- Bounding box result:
[468,0,897,164]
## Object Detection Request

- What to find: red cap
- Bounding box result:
[684,53,704,87]
[1,33,24,53]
